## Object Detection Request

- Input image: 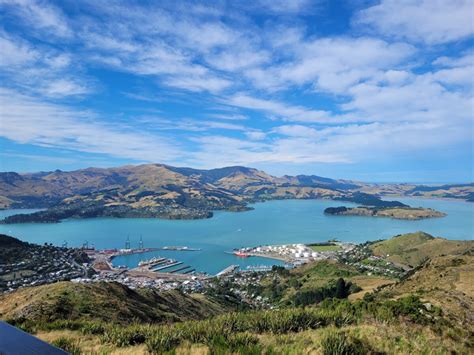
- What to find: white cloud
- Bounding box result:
[207,113,248,121]
[41,79,92,98]
[433,53,474,68]
[162,74,233,94]
[0,0,72,38]
[225,94,333,123]
[0,88,181,162]
[0,33,38,67]
[245,130,266,140]
[0,31,91,98]
[0,0,472,172]
[246,37,415,94]
[355,0,474,44]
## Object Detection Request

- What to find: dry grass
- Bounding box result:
[348,276,394,300]
[371,232,474,267]
[37,330,148,354]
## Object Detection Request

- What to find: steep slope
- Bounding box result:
[0,281,231,324]
[381,253,474,329]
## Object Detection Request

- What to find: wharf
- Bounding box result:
[216,264,239,277]
[170,265,191,273]
[154,261,183,271]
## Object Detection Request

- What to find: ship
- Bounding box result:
[138,257,162,267]
[233,251,250,258]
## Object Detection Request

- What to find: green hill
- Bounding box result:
[1,233,473,354]
[12,253,473,355]
[0,281,232,325]
[370,231,474,267]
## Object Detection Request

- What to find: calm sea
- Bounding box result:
[0,198,472,274]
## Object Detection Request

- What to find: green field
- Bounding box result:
[308,244,341,252]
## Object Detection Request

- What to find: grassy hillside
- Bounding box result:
[18,253,474,354]
[2,233,473,353]
[0,281,232,325]
[382,254,474,328]
[370,232,474,267]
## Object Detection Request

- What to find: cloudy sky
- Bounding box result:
[0,0,473,182]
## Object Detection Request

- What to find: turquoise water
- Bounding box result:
[0,199,472,274]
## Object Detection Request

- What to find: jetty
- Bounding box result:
[154,261,183,271]
[170,265,191,273]
[216,264,239,277]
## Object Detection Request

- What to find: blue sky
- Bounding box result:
[0,0,473,182]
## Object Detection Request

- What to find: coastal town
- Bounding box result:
[0,233,405,294]
[0,235,89,292]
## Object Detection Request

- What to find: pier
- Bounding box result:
[154,261,183,271]
[170,265,191,273]
[216,264,239,277]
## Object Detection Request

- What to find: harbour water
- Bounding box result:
[0,198,472,274]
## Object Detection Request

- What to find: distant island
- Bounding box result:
[0,163,469,223]
[324,206,447,220]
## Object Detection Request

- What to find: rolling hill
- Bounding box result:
[0,281,233,325]
[2,163,469,223]
[370,231,474,267]
[0,163,408,223]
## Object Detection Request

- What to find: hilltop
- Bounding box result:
[369,231,474,267]
[1,163,468,223]
[0,281,233,325]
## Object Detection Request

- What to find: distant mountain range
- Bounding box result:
[0,164,472,223]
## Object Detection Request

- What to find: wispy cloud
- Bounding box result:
[0,0,472,177]
[0,88,182,162]
[0,0,72,38]
[224,94,334,123]
[355,0,474,44]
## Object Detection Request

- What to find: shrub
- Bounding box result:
[51,337,81,355]
[101,324,153,346]
[207,332,260,354]
[145,328,182,353]
[320,330,368,355]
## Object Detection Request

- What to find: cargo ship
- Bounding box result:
[233,251,250,258]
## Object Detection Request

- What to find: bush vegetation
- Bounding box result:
[51,337,81,354]
[7,295,450,353]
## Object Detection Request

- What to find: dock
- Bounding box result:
[216,264,239,277]
[153,261,183,271]
[170,265,191,273]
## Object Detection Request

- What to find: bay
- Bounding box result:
[0,198,472,274]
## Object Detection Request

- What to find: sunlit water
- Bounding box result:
[0,198,472,274]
